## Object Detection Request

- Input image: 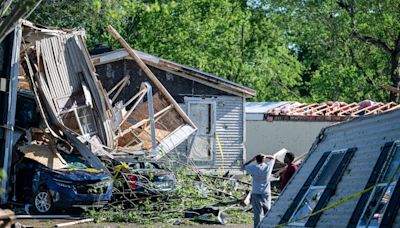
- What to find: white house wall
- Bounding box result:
[246,120,333,160]
[260,110,400,227]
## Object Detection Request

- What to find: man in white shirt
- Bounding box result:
[241,154,275,228]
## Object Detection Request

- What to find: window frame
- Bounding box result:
[356,141,400,228]
[59,105,98,137]
[348,142,394,227]
[289,149,348,226]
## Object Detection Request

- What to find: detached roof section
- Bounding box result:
[247,100,400,122]
[91,49,256,98]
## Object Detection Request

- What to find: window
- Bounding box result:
[279,148,356,227]
[75,106,97,135]
[357,144,400,227]
[289,151,346,226]
[60,105,97,137]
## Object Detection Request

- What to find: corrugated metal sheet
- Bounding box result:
[246,102,289,114]
[260,109,400,228]
[246,102,289,120]
[213,96,243,168]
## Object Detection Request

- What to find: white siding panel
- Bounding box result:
[260,109,400,228]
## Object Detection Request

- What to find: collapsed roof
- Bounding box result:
[18,20,197,160]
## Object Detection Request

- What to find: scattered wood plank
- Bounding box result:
[54,218,94,227]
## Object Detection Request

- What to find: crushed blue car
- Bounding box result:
[14,154,113,214]
[11,92,113,214]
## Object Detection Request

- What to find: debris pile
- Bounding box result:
[88,156,255,225]
[1,20,266,226]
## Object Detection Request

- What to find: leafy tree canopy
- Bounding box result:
[30,0,304,102]
[30,0,400,102]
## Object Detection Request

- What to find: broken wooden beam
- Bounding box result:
[106,25,196,129]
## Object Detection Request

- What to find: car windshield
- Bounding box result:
[60,152,93,169]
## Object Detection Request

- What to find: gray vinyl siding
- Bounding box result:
[172,96,244,169]
[261,109,400,228]
[213,96,244,169]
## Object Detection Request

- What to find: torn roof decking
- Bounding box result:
[91,49,256,98]
[247,101,400,122]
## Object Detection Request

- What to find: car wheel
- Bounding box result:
[33,189,53,214]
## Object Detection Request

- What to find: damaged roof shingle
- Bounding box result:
[248,100,400,122]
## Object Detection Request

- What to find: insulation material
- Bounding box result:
[19,145,68,170]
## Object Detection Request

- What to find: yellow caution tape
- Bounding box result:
[66,168,100,173]
[215,133,224,171]
[274,184,378,228]
[85,168,101,173]
[113,162,129,179]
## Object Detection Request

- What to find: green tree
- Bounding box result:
[264,0,400,102]
[30,0,305,102]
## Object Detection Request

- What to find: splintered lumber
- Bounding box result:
[54,218,94,227]
[106,25,196,129]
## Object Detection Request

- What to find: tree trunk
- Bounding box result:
[390,51,400,102]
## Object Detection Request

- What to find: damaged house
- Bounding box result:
[91,49,256,170]
[0,20,197,213]
[0,21,118,213]
[260,107,400,227]
[246,101,400,161]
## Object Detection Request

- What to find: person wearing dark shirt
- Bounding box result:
[280,152,298,189]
